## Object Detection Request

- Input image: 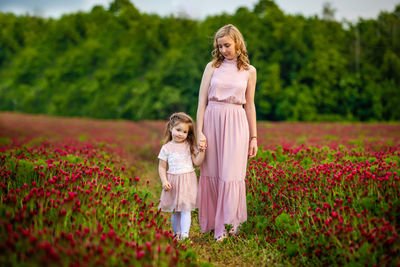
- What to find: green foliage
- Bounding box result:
[4,158,44,188]
[0,137,11,145]
[0,0,399,121]
[286,243,299,257]
[275,213,290,227]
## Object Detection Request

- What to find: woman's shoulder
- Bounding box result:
[248,64,257,73]
[205,61,215,71]
[201,61,215,78]
[246,65,257,79]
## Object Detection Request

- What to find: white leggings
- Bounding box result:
[171,211,191,238]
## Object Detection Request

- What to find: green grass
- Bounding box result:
[188,212,285,267]
[0,137,11,145]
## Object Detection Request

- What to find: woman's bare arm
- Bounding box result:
[196,62,214,150]
[244,65,258,158]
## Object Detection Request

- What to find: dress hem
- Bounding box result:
[198,175,247,239]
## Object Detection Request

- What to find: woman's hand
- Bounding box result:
[198,131,207,151]
[248,138,258,158]
[162,181,172,191]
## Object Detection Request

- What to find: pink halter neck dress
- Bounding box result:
[198,58,250,239]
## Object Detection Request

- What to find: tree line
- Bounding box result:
[0,0,399,121]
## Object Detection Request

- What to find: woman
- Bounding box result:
[196,24,258,242]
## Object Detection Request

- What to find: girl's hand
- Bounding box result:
[198,131,207,151]
[248,138,258,158]
[162,181,172,191]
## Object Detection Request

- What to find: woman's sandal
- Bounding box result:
[229,227,238,236]
[216,233,228,243]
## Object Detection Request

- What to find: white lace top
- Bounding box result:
[158,141,195,174]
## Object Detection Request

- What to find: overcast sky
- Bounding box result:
[0,0,398,22]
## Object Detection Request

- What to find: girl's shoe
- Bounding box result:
[181,233,189,240]
[175,232,181,240]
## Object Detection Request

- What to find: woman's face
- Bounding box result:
[217,35,237,60]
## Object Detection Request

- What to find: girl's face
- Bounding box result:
[170,122,190,143]
[217,35,237,60]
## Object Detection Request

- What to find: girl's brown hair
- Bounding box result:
[211,24,250,71]
[164,112,197,155]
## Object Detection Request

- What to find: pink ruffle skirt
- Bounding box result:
[199,101,249,239]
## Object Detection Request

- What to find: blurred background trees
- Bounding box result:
[0,0,399,121]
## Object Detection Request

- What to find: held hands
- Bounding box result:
[193,139,206,167]
[198,145,207,152]
[198,131,207,151]
[162,181,172,191]
[248,138,258,158]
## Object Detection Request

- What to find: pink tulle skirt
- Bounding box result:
[199,101,249,239]
[159,171,198,212]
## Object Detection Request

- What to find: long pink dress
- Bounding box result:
[199,58,249,239]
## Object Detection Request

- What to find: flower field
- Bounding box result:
[244,146,399,265]
[1,112,400,266]
[0,113,194,266]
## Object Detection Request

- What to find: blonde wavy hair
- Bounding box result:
[163,112,197,155]
[211,24,250,71]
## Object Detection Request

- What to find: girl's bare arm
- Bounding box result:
[192,150,205,166]
[158,160,171,191]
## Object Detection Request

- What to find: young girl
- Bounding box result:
[158,112,205,240]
